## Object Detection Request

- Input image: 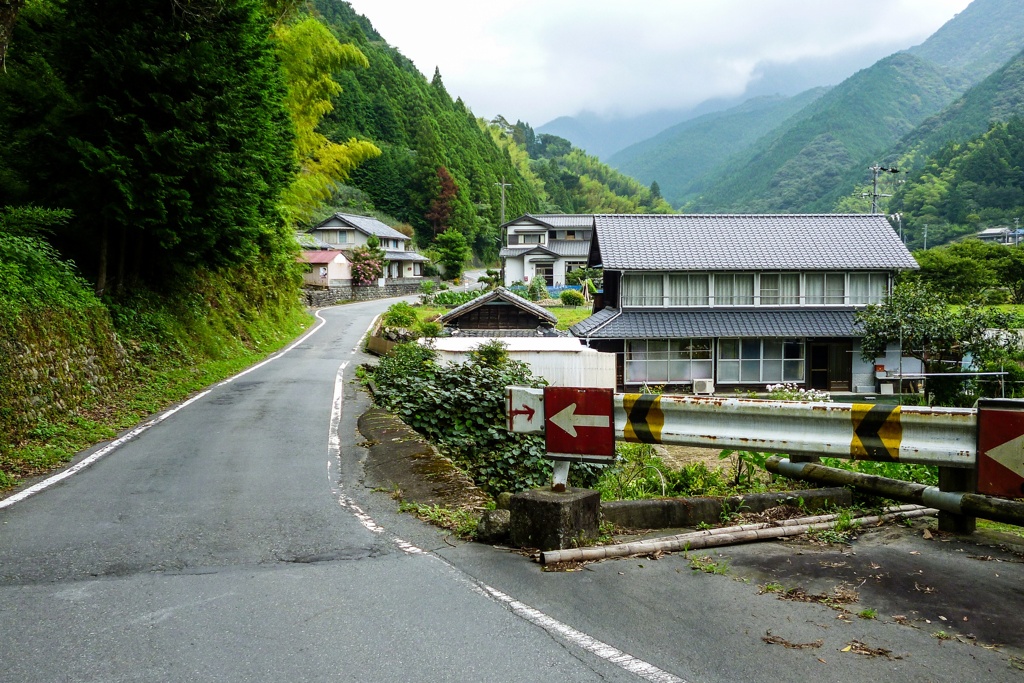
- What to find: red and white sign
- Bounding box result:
[977,400,1024,498]
[544,387,614,459]
[506,386,544,434]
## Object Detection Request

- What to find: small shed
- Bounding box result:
[439,287,559,335]
[299,250,350,288]
[423,337,616,388]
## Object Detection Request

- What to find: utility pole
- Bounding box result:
[924,223,928,250]
[495,177,511,286]
[889,212,902,242]
[868,165,900,214]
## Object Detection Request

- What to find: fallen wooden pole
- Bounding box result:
[538,506,936,564]
[766,456,1024,527]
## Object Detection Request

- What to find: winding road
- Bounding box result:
[2,297,1022,682]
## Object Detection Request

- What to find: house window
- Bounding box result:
[564,261,588,278]
[520,233,544,244]
[622,273,664,307]
[667,274,709,306]
[625,339,713,384]
[337,231,349,244]
[717,339,804,384]
[413,263,423,276]
[759,273,800,305]
[805,273,846,305]
[534,263,554,285]
[849,272,888,304]
[713,273,754,305]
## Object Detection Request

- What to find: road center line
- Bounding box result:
[1,310,330,509]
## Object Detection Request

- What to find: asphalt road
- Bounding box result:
[3,296,1024,682]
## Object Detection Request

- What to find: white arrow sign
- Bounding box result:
[986,433,1024,478]
[549,402,610,438]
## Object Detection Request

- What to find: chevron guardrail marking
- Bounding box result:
[851,403,902,461]
[622,393,664,444]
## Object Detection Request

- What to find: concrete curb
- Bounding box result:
[601,488,853,530]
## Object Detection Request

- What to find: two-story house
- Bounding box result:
[570,214,919,393]
[308,212,429,281]
[500,214,593,287]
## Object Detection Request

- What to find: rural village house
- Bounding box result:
[570,214,920,393]
[500,214,593,287]
[304,212,429,284]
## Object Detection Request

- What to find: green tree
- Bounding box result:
[273,14,380,225]
[0,0,296,293]
[425,166,458,237]
[856,281,1016,404]
[432,227,469,281]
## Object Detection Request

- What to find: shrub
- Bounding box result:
[527,276,548,301]
[432,289,482,307]
[365,342,599,494]
[381,302,417,329]
[416,320,442,338]
[418,280,437,305]
[559,289,586,307]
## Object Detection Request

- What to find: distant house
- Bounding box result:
[500,214,593,287]
[975,226,1023,245]
[438,287,561,337]
[309,212,429,280]
[570,214,919,394]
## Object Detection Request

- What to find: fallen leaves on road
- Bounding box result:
[762,631,823,649]
[841,640,902,660]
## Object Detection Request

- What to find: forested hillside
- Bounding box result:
[311,0,668,260]
[888,48,1024,173]
[686,53,961,213]
[609,89,828,207]
[889,117,1024,249]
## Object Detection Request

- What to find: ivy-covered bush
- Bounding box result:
[432,289,482,307]
[366,341,597,494]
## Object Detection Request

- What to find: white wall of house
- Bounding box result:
[424,337,616,388]
[505,257,526,284]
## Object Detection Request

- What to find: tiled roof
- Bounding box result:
[446,328,566,338]
[315,213,409,240]
[499,245,557,259]
[570,308,860,339]
[500,240,589,259]
[502,214,595,230]
[439,287,557,326]
[384,250,429,262]
[295,232,329,249]
[593,214,918,271]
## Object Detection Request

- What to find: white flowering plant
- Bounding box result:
[765,383,831,402]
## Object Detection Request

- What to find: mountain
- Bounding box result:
[888,47,1024,171]
[537,101,738,160]
[679,0,1024,212]
[686,53,962,212]
[536,39,911,160]
[905,0,1024,85]
[607,88,828,207]
[309,1,665,261]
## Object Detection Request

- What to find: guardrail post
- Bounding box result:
[936,466,977,534]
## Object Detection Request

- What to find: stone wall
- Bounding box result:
[0,309,125,444]
[302,277,439,308]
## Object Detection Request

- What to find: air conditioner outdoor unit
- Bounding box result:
[692,378,715,395]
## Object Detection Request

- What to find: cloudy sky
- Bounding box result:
[344,0,973,126]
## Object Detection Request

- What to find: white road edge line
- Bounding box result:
[326,361,684,683]
[1,310,331,509]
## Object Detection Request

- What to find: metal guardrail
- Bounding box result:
[507,387,978,468]
[615,394,978,468]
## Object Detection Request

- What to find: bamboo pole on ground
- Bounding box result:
[538,507,937,565]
